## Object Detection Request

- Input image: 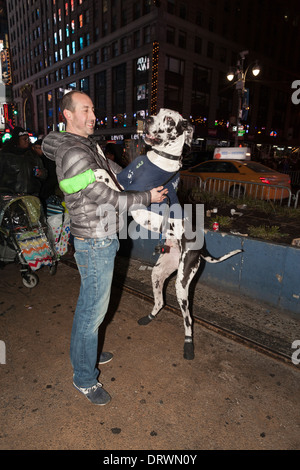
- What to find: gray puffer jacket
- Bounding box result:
[42,131,151,238]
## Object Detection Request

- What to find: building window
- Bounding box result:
[207,41,214,58]
[179,4,187,19]
[133,1,141,20]
[134,31,140,48]
[67,81,76,89]
[166,26,175,44]
[178,31,186,49]
[143,25,151,44]
[112,63,126,117]
[86,55,91,68]
[191,65,211,118]
[167,0,175,15]
[80,77,89,93]
[195,36,202,54]
[102,46,109,61]
[112,41,119,57]
[95,50,100,65]
[121,37,128,54]
[95,71,107,127]
[164,55,185,112]
[143,0,151,15]
[165,55,184,75]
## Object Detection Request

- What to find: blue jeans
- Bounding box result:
[70,235,119,388]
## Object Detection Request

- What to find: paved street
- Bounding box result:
[0,259,299,451]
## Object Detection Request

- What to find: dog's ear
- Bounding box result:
[183,122,194,147]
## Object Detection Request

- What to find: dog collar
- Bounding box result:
[152,148,180,161]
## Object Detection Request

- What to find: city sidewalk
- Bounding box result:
[0,258,299,451]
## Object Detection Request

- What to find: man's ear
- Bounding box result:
[63,109,72,121]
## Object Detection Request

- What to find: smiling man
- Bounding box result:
[61,91,96,138]
[42,91,167,405]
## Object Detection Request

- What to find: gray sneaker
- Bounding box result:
[73,381,111,405]
[98,351,113,364]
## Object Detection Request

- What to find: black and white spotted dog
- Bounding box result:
[95,108,242,360]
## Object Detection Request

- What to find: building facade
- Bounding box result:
[6,0,300,148]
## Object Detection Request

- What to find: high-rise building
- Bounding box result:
[6,0,300,147]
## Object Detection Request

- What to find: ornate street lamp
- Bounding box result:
[227,51,260,146]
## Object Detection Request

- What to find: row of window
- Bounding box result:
[12,20,152,84]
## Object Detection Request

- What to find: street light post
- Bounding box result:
[227,51,260,147]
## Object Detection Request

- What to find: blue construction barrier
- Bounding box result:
[120,227,300,315]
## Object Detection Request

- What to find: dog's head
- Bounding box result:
[144,108,194,157]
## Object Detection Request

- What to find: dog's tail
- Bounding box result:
[200,248,242,264]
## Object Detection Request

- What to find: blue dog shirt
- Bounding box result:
[117,155,183,219]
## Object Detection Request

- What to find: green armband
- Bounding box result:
[59,169,96,194]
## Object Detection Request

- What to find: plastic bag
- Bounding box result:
[48,212,70,256]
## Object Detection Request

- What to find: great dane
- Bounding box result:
[64,108,242,359]
[101,109,242,359]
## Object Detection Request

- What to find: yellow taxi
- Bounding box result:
[180,151,291,200]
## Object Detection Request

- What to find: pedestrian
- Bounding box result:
[0,127,47,196]
[31,137,60,214]
[42,90,167,405]
[105,142,127,167]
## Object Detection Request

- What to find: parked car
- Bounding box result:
[180,159,291,200]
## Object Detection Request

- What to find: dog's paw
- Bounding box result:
[138,314,154,325]
[183,341,194,360]
[93,169,122,191]
[94,168,111,182]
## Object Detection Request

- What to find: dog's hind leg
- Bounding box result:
[175,249,202,360]
[138,241,180,326]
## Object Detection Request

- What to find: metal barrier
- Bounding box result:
[295,190,300,208]
[284,170,300,186]
[180,175,297,207]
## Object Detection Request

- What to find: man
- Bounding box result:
[0,127,47,196]
[42,91,167,405]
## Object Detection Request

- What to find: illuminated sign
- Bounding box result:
[1,48,12,85]
[137,56,149,72]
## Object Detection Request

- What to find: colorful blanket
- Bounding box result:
[16,230,53,270]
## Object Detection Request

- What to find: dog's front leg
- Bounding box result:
[138,240,180,326]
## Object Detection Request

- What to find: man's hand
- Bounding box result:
[150,186,168,203]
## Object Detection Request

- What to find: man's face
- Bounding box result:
[65,93,96,138]
[32,144,42,156]
[18,134,30,149]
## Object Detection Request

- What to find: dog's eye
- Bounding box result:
[165,116,175,126]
